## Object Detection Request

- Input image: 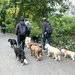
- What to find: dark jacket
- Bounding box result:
[42,21,48,35]
[1,24,6,29]
[16,22,28,36]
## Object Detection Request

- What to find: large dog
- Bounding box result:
[14,46,28,65]
[27,42,42,61]
[31,35,39,43]
[8,39,17,48]
[45,44,61,61]
[61,49,75,60]
[25,37,31,47]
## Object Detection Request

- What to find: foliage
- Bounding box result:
[6,24,15,33]
[48,15,75,50]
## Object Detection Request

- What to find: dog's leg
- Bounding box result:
[30,50,33,56]
[39,52,42,58]
[64,53,67,58]
[35,51,39,61]
[58,55,61,61]
[52,54,55,59]
[39,52,42,60]
[54,54,58,61]
[16,56,19,61]
[47,50,50,57]
[71,55,74,61]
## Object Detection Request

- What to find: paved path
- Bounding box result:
[0,32,75,75]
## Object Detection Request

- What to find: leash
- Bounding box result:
[18,40,25,49]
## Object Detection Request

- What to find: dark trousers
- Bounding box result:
[42,34,52,50]
[2,29,5,34]
[17,35,25,50]
[27,30,30,37]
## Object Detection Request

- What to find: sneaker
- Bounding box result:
[24,59,28,64]
[42,49,46,53]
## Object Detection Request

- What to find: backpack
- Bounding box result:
[46,22,52,34]
[19,23,27,36]
[26,22,31,30]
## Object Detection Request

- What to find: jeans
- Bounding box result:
[17,35,25,50]
[42,34,52,50]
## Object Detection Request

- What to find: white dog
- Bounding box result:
[45,44,61,61]
[25,37,31,47]
[61,49,75,60]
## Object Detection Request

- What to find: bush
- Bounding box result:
[48,15,75,50]
[6,24,15,33]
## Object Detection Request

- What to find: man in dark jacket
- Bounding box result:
[16,18,28,50]
[42,17,52,52]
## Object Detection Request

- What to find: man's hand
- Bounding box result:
[42,35,44,38]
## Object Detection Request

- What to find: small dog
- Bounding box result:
[45,44,61,61]
[31,35,39,43]
[14,46,28,65]
[8,39,17,48]
[25,37,31,47]
[61,49,75,60]
[27,42,42,61]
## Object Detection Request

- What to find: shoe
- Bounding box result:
[24,59,28,64]
[42,49,46,53]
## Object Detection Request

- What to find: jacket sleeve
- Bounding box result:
[42,22,46,35]
[16,24,19,35]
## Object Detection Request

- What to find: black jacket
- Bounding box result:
[16,22,28,36]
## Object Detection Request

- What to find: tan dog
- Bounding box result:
[61,49,75,60]
[25,37,31,47]
[27,42,42,61]
[45,44,61,61]
[27,42,34,48]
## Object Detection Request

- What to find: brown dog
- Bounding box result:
[27,42,42,61]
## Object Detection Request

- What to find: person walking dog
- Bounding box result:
[42,17,52,52]
[16,18,28,50]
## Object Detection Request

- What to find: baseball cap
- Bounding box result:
[20,18,24,21]
[42,17,46,20]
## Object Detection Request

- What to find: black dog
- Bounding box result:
[8,39,17,48]
[31,35,39,43]
[14,46,28,65]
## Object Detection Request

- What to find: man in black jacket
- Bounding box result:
[16,18,28,50]
[42,17,52,52]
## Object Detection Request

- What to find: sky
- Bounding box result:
[69,0,75,6]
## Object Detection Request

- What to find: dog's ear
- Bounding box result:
[8,39,10,42]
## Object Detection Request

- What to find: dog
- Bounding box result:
[31,35,39,43]
[25,37,31,47]
[27,42,42,61]
[45,44,61,61]
[61,49,75,60]
[14,46,28,65]
[26,41,34,48]
[8,39,17,48]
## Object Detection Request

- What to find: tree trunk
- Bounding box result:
[15,1,23,26]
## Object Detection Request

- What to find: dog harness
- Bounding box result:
[64,50,67,53]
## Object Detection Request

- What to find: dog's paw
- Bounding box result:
[24,59,28,64]
[16,57,19,61]
[21,63,24,66]
[72,58,74,61]
[47,55,50,57]
[55,58,58,61]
